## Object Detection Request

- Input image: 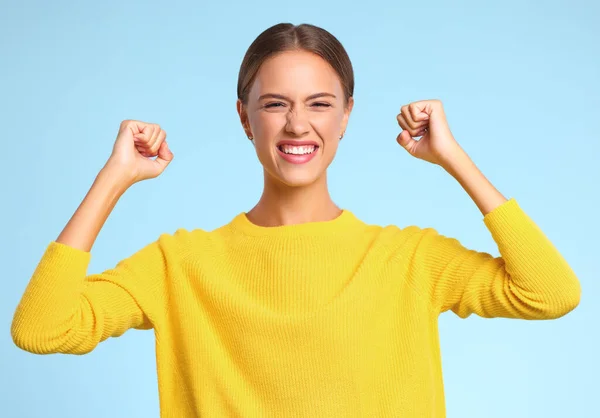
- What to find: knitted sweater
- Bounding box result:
[11,198,581,417]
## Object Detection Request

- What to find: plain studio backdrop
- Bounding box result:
[1,1,598,417]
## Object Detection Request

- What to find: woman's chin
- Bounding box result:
[272,169,325,188]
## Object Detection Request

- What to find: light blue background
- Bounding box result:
[1,0,598,417]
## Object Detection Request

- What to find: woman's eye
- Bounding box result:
[265,102,285,108]
[264,102,331,109]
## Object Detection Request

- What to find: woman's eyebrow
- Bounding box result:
[306,92,336,100]
[258,92,337,101]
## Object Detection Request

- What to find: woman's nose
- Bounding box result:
[285,108,310,137]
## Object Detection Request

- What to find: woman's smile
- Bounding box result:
[276,140,320,164]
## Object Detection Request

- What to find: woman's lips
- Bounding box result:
[276,146,319,164]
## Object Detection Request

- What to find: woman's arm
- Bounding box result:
[411,199,581,319]
[11,166,166,354]
[56,165,130,253]
[440,145,507,216]
[396,100,581,319]
[11,120,175,354]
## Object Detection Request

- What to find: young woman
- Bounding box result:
[12,23,581,417]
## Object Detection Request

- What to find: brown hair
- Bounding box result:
[237,23,354,106]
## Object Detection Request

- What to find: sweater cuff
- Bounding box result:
[45,240,91,268]
[482,198,544,250]
[32,241,92,289]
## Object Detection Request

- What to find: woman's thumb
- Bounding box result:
[396,130,416,152]
[154,141,174,171]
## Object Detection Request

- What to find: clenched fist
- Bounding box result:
[105,120,174,185]
[396,100,461,167]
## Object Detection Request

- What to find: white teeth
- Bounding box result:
[279,145,316,155]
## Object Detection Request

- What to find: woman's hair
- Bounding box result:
[237,23,354,106]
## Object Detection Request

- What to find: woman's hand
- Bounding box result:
[104,120,174,186]
[396,99,461,167]
[397,100,508,215]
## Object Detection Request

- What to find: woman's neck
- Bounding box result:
[246,172,342,227]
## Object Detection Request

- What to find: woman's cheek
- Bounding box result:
[314,122,340,143]
[255,113,284,139]
[315,111,343,136]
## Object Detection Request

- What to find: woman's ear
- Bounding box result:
[341,96,354,136]
[236,99,253,139]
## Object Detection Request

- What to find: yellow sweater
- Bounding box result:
[11,198,580,417]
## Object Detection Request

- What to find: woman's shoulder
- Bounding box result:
[332,212,448,254]
[354,213,433,237]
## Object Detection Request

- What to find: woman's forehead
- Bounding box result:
[250,51,343,99]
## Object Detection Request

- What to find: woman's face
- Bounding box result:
[237,50,353,188]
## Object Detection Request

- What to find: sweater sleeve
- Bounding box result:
[413,198,581,319]
[11,234,175,355]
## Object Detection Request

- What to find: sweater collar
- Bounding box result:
[228,209,365,237]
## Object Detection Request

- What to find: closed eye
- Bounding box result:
[263,102,331,109]
[264,102,286,108]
